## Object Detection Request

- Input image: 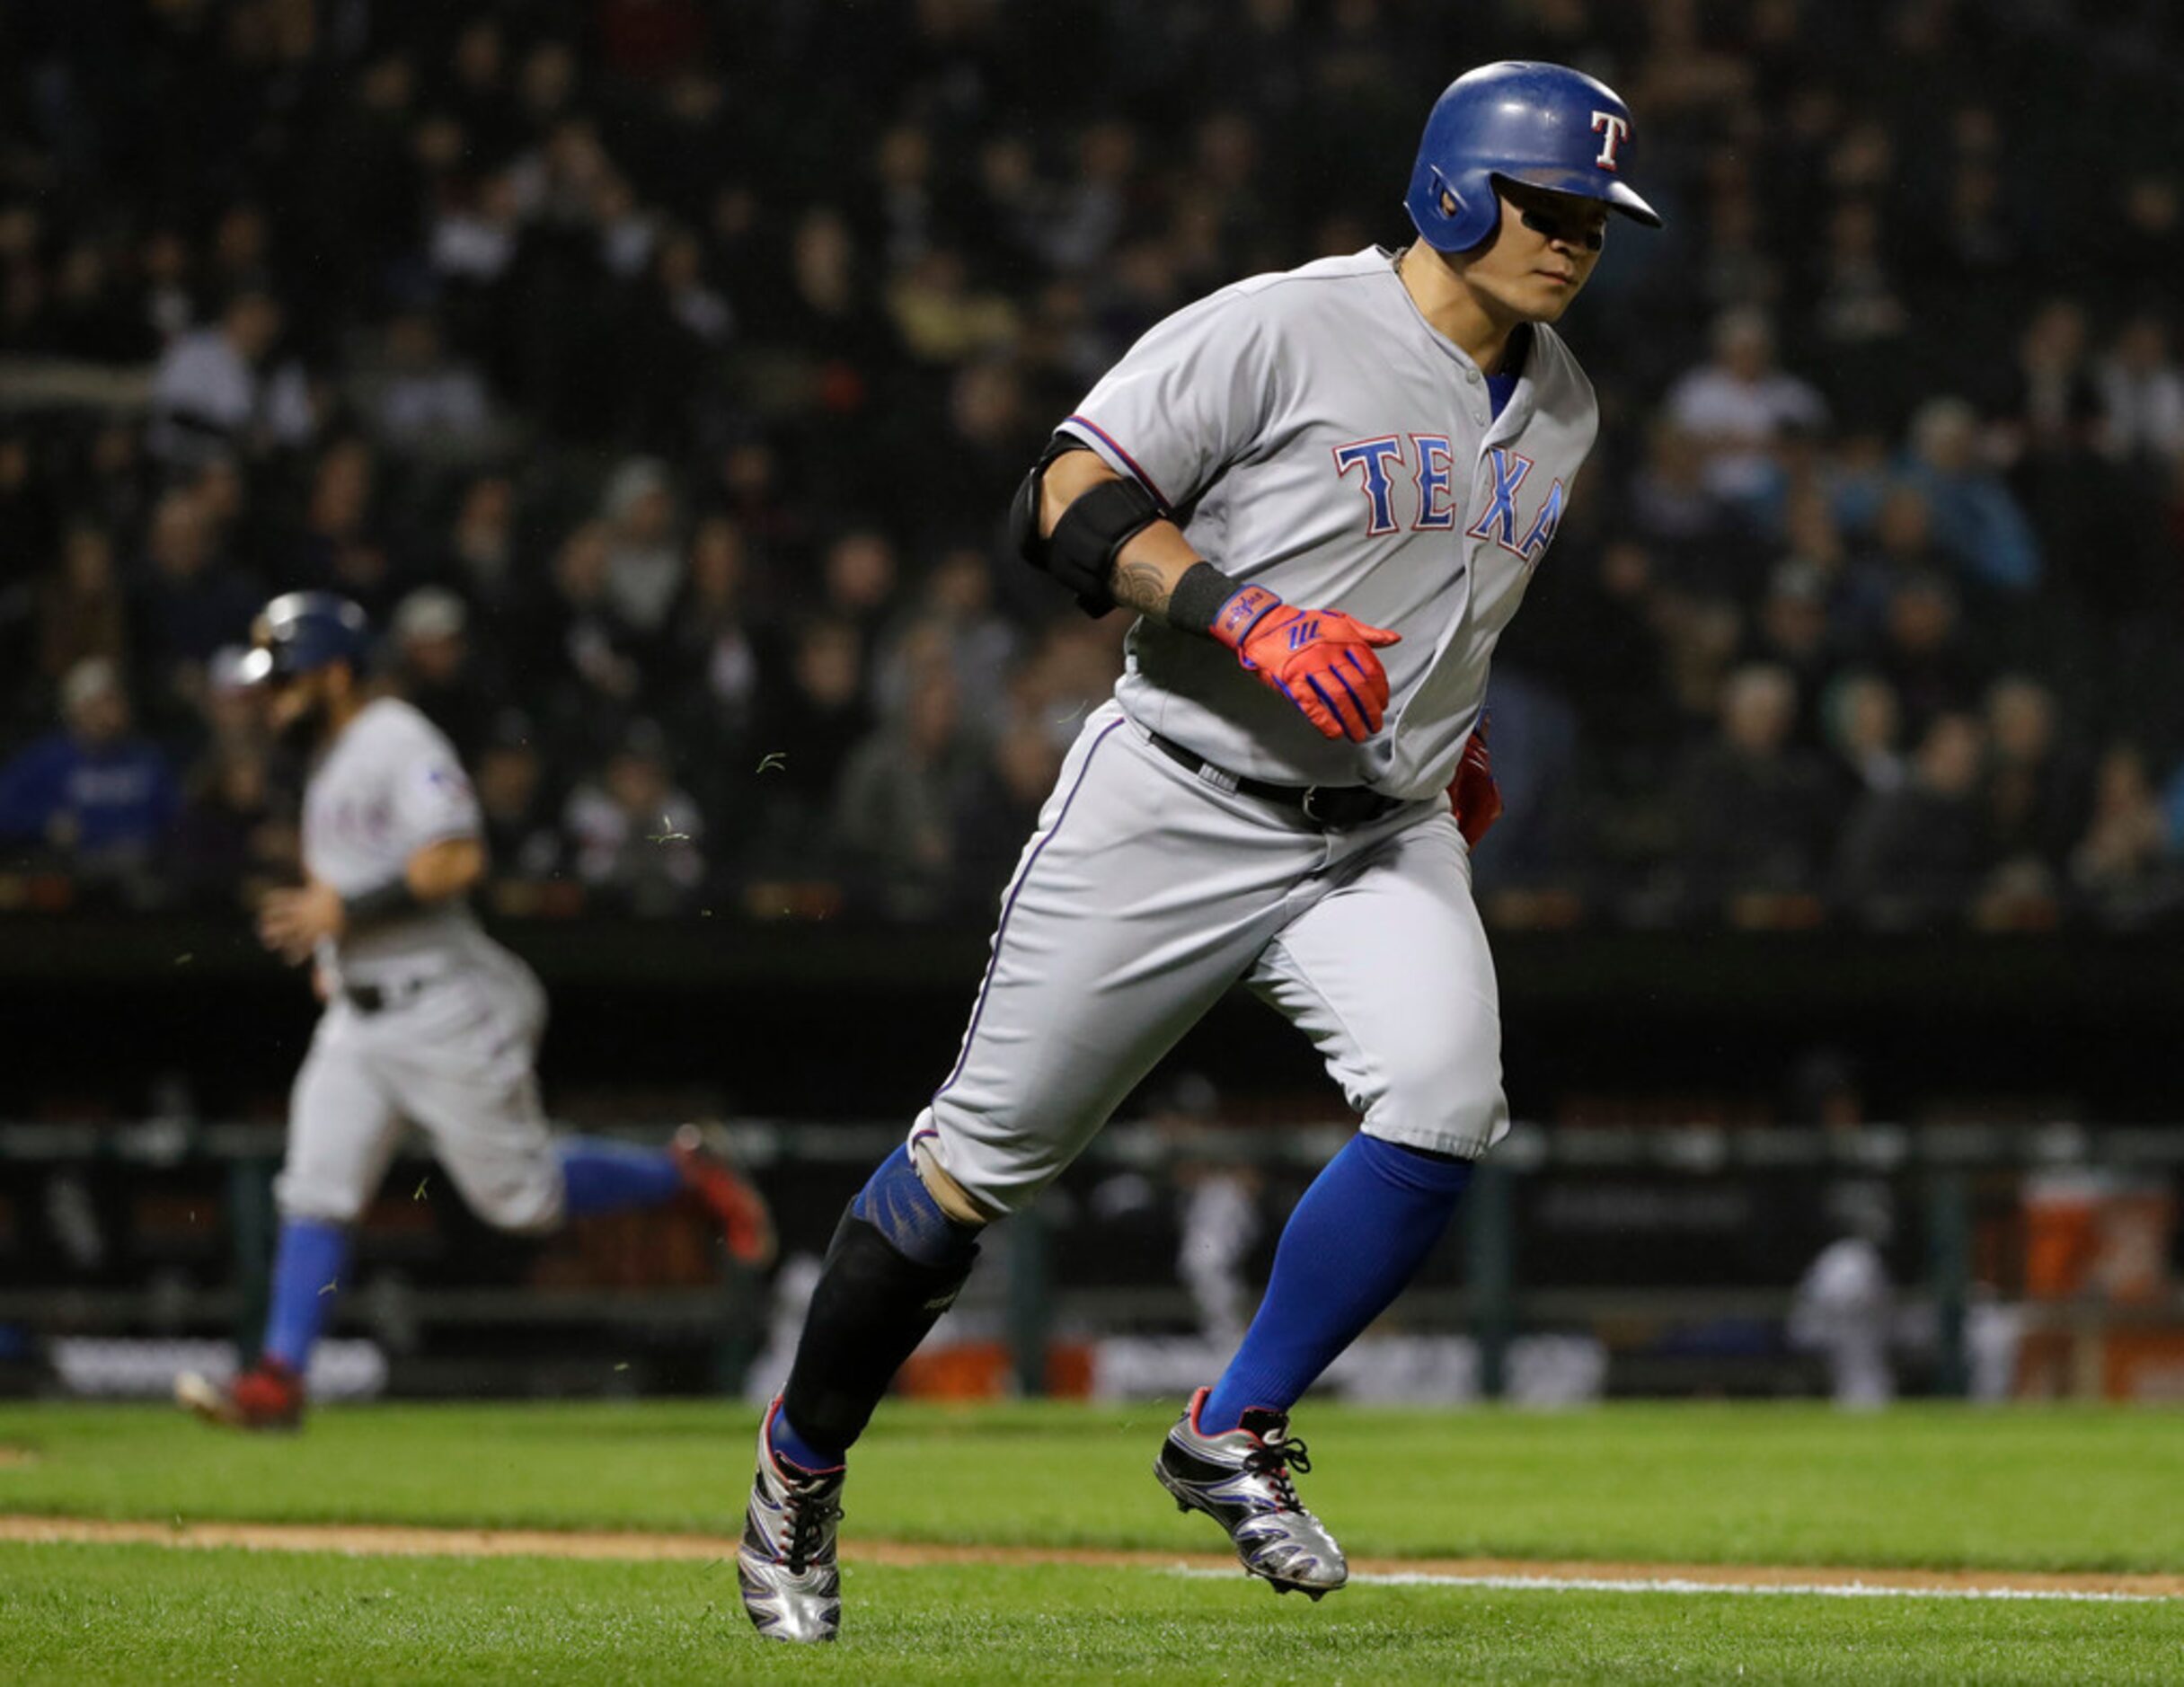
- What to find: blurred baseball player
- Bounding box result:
[738,62,1659,1641]
[177,591,774,1430]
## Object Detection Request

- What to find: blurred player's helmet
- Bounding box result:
[237,590,373,685]
[1405,60,1663,253]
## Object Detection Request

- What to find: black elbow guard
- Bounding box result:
[1009,435,1164,616]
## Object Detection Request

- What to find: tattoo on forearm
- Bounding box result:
[1115,559,1175,619]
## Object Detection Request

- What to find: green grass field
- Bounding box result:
[4,1400,2181,1683]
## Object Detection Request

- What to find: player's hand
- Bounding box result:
[258,881,345,966]
[1211,586,1401,743]
[1447,719,1502,847]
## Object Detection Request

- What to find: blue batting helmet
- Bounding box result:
[236,591,372,685]
[1405,60,1662,254]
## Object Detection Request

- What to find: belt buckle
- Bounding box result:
[1304,785,1390,829]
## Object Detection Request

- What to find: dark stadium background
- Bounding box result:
[2,0,2180,1403]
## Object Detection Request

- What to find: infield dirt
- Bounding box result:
[4,1514,2179,1600]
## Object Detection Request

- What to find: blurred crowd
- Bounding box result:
[3,0,2183,930]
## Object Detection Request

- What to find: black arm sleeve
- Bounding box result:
[340,876,425,931]
[1007,435,1165,617]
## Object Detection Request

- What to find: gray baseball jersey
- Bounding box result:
[280,696,560,1232]
[1059,246,1595,799]
[915,248,1602,1214]
[302,697,487,982]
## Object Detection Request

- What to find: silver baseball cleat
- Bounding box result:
[738,1399,846,1643]
[1154,1386,1348,1598]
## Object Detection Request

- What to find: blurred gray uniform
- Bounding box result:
[278,698,561,1232]
[917,249,1597,1211]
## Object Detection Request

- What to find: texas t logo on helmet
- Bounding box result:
[1404,60,1661,252]
[1591,110,1631,171]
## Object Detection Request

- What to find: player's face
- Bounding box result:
[1461,183,1610,323]
[261,666,339,746]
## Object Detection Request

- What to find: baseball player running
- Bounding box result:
[738,63,1660,1641]
[177,591,774,1429]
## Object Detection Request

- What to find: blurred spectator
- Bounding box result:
[599,458,684,635]
[1982,676,2079,876]
[1875,573,1982,738]
[2097,314,2184,471]
[1626,418,1741,595]
[1466,671,1581,891]
[0,659,178,874]
[1997,298,2106,466]
[1667,664,1833,920]
[2070,745,2182,928]
[287,438,393,616]
[832,649,981,921]
[886,247,1020,366]
[1746,561,1837,716]
[821,528,901,648]
[664,514,762,733]
[1808,199,1911,429]
[147,287,315,464]
[475,719,562,883]
[619,228,734,454]
[1665,306,1827,511]
[513,521,644,742]
[131,489,258,715]
[951,711,1065,913]
[438,475,518,605]
[562,723,705,914]
[1649,589,1746,735]
[0,433,52,574]
[391,587,495,757]
[174,742,292,902]
[874,547,1017,725]
[1852,481,1950,584]
[367,310,492,454]
[736,616,862,861]
[1818,671,1907,803]
[431,169,524,290]
[1898,398,2042,594]
[1834,712,1992,929]
[37,523,130,689]
[1775,482,1890,650]
[1522,540,1679,779]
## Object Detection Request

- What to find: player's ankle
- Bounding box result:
[768,1406,845,1474]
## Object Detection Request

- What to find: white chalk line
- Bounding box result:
[1171,1566,2169,1604]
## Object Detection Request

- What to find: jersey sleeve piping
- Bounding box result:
[1062,413,1174,509]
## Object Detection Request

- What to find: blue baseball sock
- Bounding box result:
[261,1217,351,1373]
[848,1144,981,1268]
[1199,1135,1473,1435]
[768,1407,844,1474]
[557,1137,686,1217]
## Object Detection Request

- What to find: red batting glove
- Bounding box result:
[1211,585,1401,743]
[1447,722,1502,846]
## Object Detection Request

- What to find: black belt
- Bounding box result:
[344,976,434,1015]
[1147,732,1404,829]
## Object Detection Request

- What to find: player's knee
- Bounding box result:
[474,1170,567,1236]
[910,1141,999,1227]
[1364,1053,1508,1159]
[274,1170,369,1227]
